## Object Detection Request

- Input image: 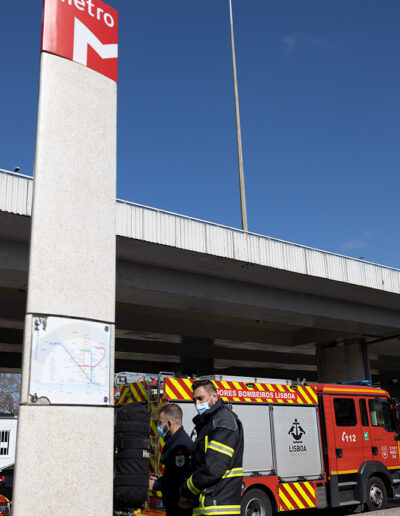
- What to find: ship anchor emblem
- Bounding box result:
[288,419,306,441]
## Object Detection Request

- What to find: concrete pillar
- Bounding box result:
[180,337,214,376]
[316,340,371,383]
[13,12,117,514]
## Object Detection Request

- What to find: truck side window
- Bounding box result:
[368,399,395,432]
[334,398,357,427]
[359,399,369,426]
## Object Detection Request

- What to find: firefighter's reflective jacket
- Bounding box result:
[181,398,244,516]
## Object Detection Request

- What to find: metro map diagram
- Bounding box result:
[29,316,111,405]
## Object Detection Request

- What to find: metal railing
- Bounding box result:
[1,168,399,273]
[116,197,400,273]
[0,168,33,180]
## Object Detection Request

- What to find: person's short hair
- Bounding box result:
[192,379,217,396]
[159,403,183,424]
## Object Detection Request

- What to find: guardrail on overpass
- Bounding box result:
[1,168,400,294]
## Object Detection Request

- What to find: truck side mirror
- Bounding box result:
[395,433,400,441]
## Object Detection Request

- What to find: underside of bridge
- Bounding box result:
[1,294,400,387]
[1,210,400,395]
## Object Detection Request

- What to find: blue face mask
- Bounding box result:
[157,424,168,439]
[196,397,211,415]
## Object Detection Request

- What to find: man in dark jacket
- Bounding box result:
[179,379,244,516]
[149,403,193,516]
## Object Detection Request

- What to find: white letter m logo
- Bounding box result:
[73,18,118,68]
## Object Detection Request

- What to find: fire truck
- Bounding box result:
[115,373,400,515]
[0,412,16,516]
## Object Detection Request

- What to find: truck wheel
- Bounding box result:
[365,476,387,511]
[0,494,10,516]
[241,488,273,516]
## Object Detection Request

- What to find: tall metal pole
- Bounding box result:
[229,0,248,232]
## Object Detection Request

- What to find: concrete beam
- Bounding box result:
[0,239,399,339]
[371,357,400,372]
[0,327,23,343]
[0,351,21,369]
[116,304,294,346]
[292,327,359,347]
[114,360,316,382]
[214,366,318,382]
[116,261,400,336]
[115,338,315,366]
[180,336,214,375]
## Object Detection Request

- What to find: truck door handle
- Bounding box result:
[336,448,342,458]
[372,446,378,455]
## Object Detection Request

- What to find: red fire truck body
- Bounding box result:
[116,375,400,515]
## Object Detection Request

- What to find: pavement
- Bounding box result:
[289,500,400,516]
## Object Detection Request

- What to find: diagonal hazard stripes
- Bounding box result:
[117,378,318,406]
[115,381,148,404]
[279,482,316,511]
[163,378,318,405]
[165,378,193,400]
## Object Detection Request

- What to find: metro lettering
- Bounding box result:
[60,0,115,27]
[74,0,85,10]
[104,12,114,27]
[87,0,94,16]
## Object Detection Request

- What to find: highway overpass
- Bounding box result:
[1,168,400,392]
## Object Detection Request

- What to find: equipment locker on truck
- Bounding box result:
[116,374,400,515]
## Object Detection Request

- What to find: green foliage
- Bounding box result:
[0,373,21,414]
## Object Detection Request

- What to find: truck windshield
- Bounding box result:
[368,398,395,432]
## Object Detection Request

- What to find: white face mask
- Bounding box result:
[196,395,212,415]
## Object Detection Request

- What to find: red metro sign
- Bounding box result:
[42,0,118,82]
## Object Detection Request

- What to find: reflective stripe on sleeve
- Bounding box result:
[199,493,205,507]
[193,505,241,515]
[222,467,243,479]
[187,475,201,495]
[208,440,234,457]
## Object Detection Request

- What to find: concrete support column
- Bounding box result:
[13,50,116,516]
[180,337,214,376]
[316,339,371,383]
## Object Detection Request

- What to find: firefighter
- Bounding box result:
[179,379,244,516]
[149,403,193,516]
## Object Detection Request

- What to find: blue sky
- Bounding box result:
[1,1,400,268]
